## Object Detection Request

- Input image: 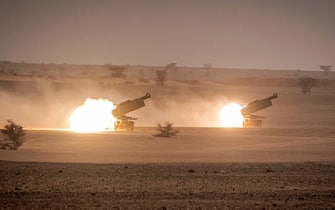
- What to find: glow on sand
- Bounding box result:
[219,103,244,128]
[69,98,116,132]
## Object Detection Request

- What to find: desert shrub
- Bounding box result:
[0,119,25,150]
[320,65,332,76]
[298,77,317,95]
[108,65,127,78]
[154,122,179,137]
[156,70,166,86]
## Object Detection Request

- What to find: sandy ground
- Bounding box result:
[1,128,335,209]
[1,161,334,209]
[1,127,335,163]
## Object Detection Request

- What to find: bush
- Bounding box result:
[0,119,25,150]
[154,122,179,137]
[298,77,317,95]
[156,70,166,86]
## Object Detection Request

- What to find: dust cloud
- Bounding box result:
[140,86,230,127]
[0,80,233,129]
[0,81,76,128]
[2,77,335,129]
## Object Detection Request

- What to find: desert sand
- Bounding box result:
[1,63,335,209]
[0,127,335,163]
[1,161,334,209]
[1,128,334,209]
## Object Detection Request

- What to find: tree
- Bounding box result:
[164,62,178,80]
[156,70,166,86]
[298,77,317,95]
[106,65,127,78]
[320,65,332,76]
[0,120,25,150]
[154,122,179,137]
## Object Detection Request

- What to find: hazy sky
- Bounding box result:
[0,0,334,70]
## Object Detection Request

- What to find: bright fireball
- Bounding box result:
[69,98,116,132]
[219,103,244,127]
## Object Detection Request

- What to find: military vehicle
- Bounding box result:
[240,93,278,128]
[112,93,151,130]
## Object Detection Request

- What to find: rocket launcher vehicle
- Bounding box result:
[112,93,151,130]
[240,93,278,128]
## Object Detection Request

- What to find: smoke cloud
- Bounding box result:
[0,80,235,128]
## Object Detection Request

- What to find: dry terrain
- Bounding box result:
[1,64,335,209]
[0,128,335,163]
[1,161,334,209]
[0,128,334,209]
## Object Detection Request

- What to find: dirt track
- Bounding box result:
[1,161,334,209]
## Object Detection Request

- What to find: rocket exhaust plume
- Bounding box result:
[69,98,116,132]
[219,93,278,128]
[219,103,243,128]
